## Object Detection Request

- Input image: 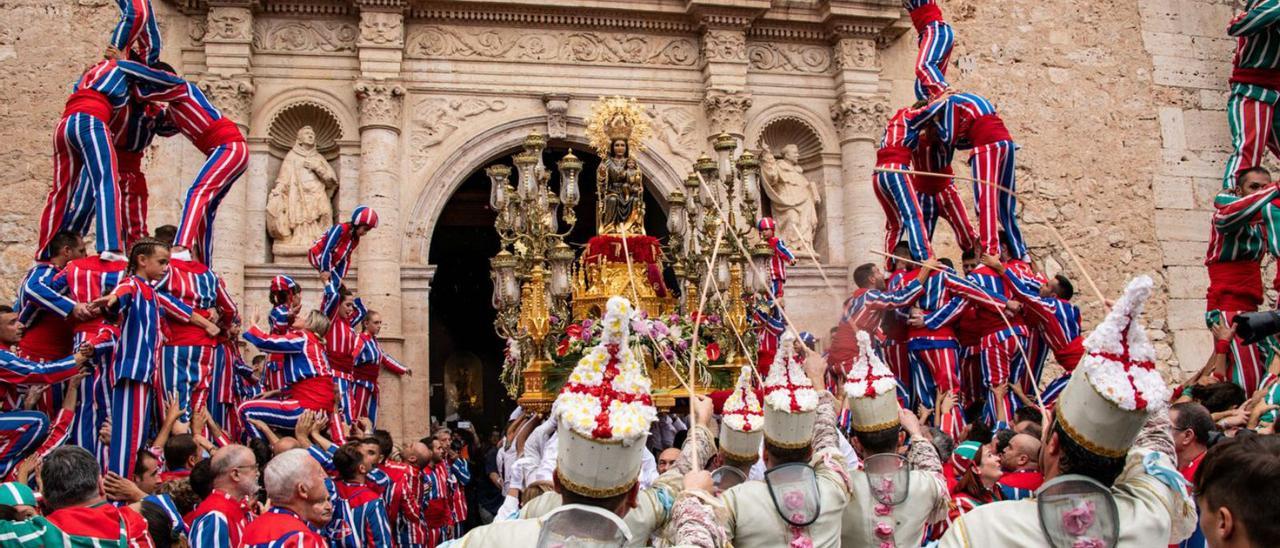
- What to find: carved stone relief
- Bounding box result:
[542,94,570,139]
[747,42,832,74]
[359,11,404,48]
[253,20,359,53]
[702,29,746,63]
[655,107,701,170]
[830,95,889,141]
[703,89,753,137]
[207,7,252,42]
[197,77,255,125]
[354,81,406,130]
[833,37,877,71]
[408,97,508,170]
[406,26,698,66]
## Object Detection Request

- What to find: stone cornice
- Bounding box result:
[167,0,904,42]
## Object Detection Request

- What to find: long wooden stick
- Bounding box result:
[615,230,698,396]
[873,166,1109,308]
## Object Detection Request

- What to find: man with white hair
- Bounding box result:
[188,444,259,547]
[240,448,331,547]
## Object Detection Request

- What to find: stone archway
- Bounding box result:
[410,117,686,427]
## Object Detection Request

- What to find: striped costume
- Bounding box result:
[14,263,77,415]
[118,61,248,264]
[0,346,84,478]
[908,271,968,439]
[309,206,379,287]
[1205,185,1279,394]
[1000,269,1083,406]
[36,60,178,259]
[322,280,366,426]
[334,480,393,548]
[187,488,252,548]
[238,326,345,444]
[240,507,328,548]
[49,256,127,454]
[376,460,426,547]
[423,458,471,544]
[940,266,1020,423]
[208,338,254,439]
[828,278,927,404]
[751,302,786,377]
[103,275,194,478]
[910,92,1025,260]
[111,0,161,65]
[46,503,154,548]
[875,107,935,263]
[157,256,236,424]
[114,99,177,249]
[1222,0,1280,189]
[907,0,953,101]
[352,332,409,427]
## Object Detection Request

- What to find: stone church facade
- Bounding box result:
[0,0,1243,439]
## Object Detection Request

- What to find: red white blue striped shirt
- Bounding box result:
[106,275,193,382]
[242,326,332,386]
[157,258,237,346]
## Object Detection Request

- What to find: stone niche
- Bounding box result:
[264,102,345,261]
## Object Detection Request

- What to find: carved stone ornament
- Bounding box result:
[834,37,877,71]
[542,94,570,139]
[253,20,359,53]
[207,7,252,42]
[405,26,698,66]
[197,77,255,125]
[703,89,753,136]
[656,107,701,171]
[409,97,508,170]
[359,11,404,48]
[702,29,746,63]
[189,19,207,45]
[354,81,406,130]
[830,95,889,141]
[747,42,832,74]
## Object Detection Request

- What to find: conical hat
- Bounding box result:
[844,330,901,433]
[720,366,764,462]
[552,296,657,497]
[762,332,819,448]
[1056,276,1170,458]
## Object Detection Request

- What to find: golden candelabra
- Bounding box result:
[489,131,582,413]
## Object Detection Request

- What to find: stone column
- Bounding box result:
[699,24,752,140]
[829,31,887,271]
[831,95,889,271]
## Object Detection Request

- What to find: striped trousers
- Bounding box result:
[159,345,215,424]
[0,412,52,479]
[969,140,1026,259]
[108,378,153,478]
[173,141,247,263]
[350,380,378,427]
[1017,330,1050,401]
[69,332,110,457]
[881,340,913,410]
[1222,92,1280,189]
[908,339,965,439]
[874,164,933,263]
[918,184,979,253]
[119,170,150,251]
[239,398,346,445]
[979,328,1028,424]
[38,112,122,259]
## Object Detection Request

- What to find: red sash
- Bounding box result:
[193,117,244,155]
[329,352,355,376]
[18,316,73,360]
[116,150,145,174]
[1230,67,1280,91]
[1206,260,1264,312]
[289,375,335,411]
[1054,337,1085,371]
[166,308,217,347]
[62,89,112,123]
[909,3,944,32]
[876,147,912,166]
[968,114,1012,148]
[912,164,954,194]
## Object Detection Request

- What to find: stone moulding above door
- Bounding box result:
[404,25,700,67]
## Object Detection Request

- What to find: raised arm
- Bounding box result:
[0,349,84,386]
[1212,185,1280,230]
[1230,0,1280,36]
[242,326,307,354]
[21,269,77,319]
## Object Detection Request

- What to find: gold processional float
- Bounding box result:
[489,96,780,412]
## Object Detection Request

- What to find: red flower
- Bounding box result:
[557,338,570,356]
[566,324,583,339]
[706,342,721,361]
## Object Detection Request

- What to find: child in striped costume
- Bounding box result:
[756,217,794,298]
[265,274,302,394]
[352,310,410,427]
[1222,0,1280,189]
[309,206,379,288]
[92,239,216,478]
[1206,168,1278,394]
[323,281,365,427]
[116,60,248,265]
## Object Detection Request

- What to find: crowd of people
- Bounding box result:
[0,0,1278,546]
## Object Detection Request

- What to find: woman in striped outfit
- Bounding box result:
[238,309,346,445]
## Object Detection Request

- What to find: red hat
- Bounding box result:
[757,217,776,231]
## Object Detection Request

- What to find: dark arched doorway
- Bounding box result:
[427,141,670,434]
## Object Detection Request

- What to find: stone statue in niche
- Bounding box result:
[759,143,821,257]
[267,126,338,257]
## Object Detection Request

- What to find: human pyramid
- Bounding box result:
[0,0,1265,546]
